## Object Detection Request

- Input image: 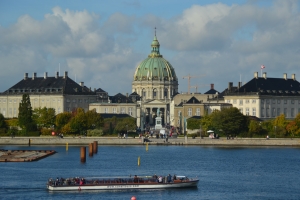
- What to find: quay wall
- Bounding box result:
[0,137,300,146]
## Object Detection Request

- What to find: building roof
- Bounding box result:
[185,96,201,104]
[226,75,300,96]
[133,35,177,82]
[109,93,135,103]
[1,72,95,95]
[100,113,133,119]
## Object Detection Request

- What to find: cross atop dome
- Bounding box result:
[150,27,161,57]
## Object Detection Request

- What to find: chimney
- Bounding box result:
[228,82,233,92]
[55,71,59,78]
[292,74,296,81]
[44,72,47,79]
[80,82,84,87]
[238,82,242,89]
[210,83,214,90]
[64,71,68,79]
[32,72,36,80]
[283,73,287,80]
[254,72,258,79]
[24,73,28,80]
[263,72,267,79]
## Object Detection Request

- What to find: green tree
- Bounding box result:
[286,121,298,137]
[69,108,87,134]
[274,114,287,137]
[114,117,136,132]
[55,112,72,130]
[248,120,262,136]
[187,118,200,130]
[18,94,36,132]
[0,113,7,129]
[33,107,56,128]
[85,109,103,129]
[210,107,247,136]
[200,114,212,136]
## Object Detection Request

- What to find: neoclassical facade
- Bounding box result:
[132,34,178,128]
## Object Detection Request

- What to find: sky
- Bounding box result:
[0,0,300,95]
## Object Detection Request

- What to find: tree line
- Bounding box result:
[0,94,136,137]
[187,107,300,138]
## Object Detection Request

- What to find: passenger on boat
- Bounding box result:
[134,175,138,183]
[167,174,172,183]
[158,176,163,183]
[173,174,176,180]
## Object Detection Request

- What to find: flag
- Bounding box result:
[261,65,265,69]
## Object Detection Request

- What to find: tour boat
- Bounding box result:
[47,175,199,191]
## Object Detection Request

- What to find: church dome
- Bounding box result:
[133,36,177,82]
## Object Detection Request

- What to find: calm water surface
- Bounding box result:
[0,145,299,200]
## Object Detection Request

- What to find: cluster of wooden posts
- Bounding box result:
[80,141,98,163]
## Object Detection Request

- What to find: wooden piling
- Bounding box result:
[28,139,31,146]
[80,147,86,163]
[89,143,93,157]
[93,141,98,154]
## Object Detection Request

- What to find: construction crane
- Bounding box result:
[182,74,206,94]
[190,84,210,93]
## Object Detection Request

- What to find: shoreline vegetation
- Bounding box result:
[1,136,300,146]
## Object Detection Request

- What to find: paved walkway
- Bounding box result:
[1,136,300,146]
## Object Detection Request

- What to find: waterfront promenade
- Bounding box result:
[1,136,300,146]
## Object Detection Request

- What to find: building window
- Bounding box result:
[239,108,243,113]
[272,108,276,117]
[153,89,157,98]
[284,100,287,104]
[164,89,168,98]
[246,108,249,115]
[57,108,61,114]
[196,108,200,116]
[113,108,117,113]
[79,99,82,103]
[66,99,70,103]
[233,100,237,104]
[73,99,76,103]
[291,100,295,104]
[14,99,16,103]
[178,111,181,117]
[261,108,264,117]
[291,108,295,117]
[266,99,270,104]
[129,107,133,116]
[252,99,256,103]
[277,108,280,116]
[143,91,146,97]
[298,100,300,104]
[261,99,265,104]
[246,99,249,104]
[272,99,276,104]
[227,100,231,103]
[188,108,192,116]
[239,100,243,105]
[9,108,12,115]
[277,100,281,104]
[14,108,17,116]
[67,107,71,112]
[121,107,125,114]
[104,108,108,113]
[284,108,287,116]
[266,108,269,117]
[298,108,300,114]
[252,108,256,116]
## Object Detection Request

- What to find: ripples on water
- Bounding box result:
[0,145,300,200]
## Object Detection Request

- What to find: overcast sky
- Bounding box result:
[0,0,300,95]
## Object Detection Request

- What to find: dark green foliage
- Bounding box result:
[0,113,7,129]
[210,107,247,135]
[187,118,200,130]
[55,112,72,130]
[18,94,36,132]
[33,107,56,128]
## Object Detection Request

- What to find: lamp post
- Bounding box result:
[200,124,202,139]
[126,125,128,138]
[274,126,276,138]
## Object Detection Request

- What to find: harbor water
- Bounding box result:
[0,145,300,200]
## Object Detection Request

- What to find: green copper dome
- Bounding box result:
[133,36,177,81]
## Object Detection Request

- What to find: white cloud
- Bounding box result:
[1,1,300,95]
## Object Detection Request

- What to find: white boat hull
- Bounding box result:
[47,180,199,191]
